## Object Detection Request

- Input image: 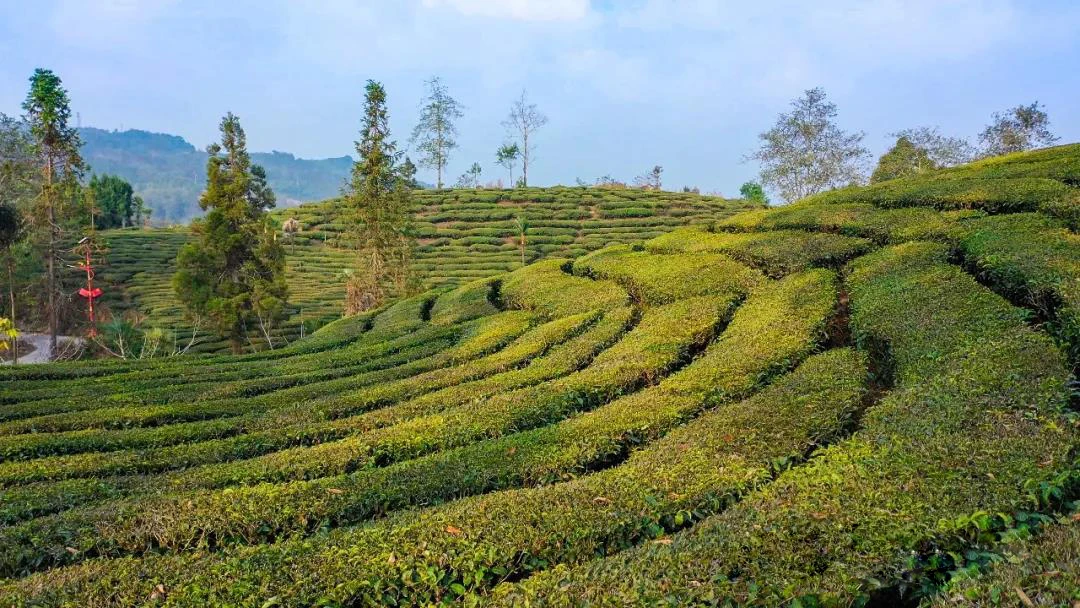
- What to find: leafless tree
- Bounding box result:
[502,90,548,187]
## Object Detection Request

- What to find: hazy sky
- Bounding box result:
[2,0,1079,194]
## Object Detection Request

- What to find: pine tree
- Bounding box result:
[22,69,86,353]
[172,113,288,353]
[345,80,415,315]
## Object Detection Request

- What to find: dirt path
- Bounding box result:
[3,333,82,365]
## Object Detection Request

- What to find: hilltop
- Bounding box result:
[79,127,354,222]
[97,187,757,353]
[0,144,1077,606]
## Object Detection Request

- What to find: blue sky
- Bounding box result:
[2,0,1079,195]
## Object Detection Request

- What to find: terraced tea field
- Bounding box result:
[1,144,1078,606]
[96,187,756,353]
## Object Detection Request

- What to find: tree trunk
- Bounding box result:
[6,250,16,365]
[522,132,529,187]
[45,157,57,356]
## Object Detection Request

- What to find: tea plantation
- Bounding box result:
[1,144,1078,606]
[95,187,757,353]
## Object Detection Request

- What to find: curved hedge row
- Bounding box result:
[0,345,863,603]
[493,242,1075,606]
[0,269,838,578]
[572,245,764,305]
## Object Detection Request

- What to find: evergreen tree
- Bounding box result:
[399,156,420,190]
[410,77,463,189]
[345,80,415,315]
[88,174,137,228]
[0,204,22,363]
[739,181,768,204]
[22,69,86,352]
[0,113,34,361]
[870,136,937,183]
[172,113,288,353]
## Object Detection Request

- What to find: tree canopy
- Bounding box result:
[979,101,1059,157]
[88,174,140,229]
[410,77,463,190]
[344,80,415,315]
[870,136,937,183]
[748,87,869,203]
[172,113,288,353]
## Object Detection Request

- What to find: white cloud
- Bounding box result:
[50,0,179,47]
[420,0,591,22]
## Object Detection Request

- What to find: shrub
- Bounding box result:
[495,243,1074,606]
[645,227,872,277]
[572,245,764,305]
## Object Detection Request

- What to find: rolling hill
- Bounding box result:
[0,144,1078,606]
[79,127,354,222]
[95,187,758,353]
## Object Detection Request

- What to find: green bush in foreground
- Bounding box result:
[928,510,1080,607]
[572,245,764,305]
[493,242,1074,606]
[0,269,836,577]
[644,227,872,277]
[500,259,628,318]
[0,345,864,604]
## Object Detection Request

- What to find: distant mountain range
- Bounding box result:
[79,127,354,223]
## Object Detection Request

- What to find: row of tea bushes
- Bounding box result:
[494,242,1075,606]
[0,270,837,576]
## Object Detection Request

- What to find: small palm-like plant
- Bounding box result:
[513,214,529,267]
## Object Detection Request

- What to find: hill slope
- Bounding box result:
[0,145,1078,606]
[96,187,757,353]
[79,127,353,222]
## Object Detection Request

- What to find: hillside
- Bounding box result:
[0,145,1078,606]
[79,127,353,222]
[96,187,756,353]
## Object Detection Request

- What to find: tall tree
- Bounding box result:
[748,87,868,203]
[399,156,420,190]
[88,174,137,229]
[890,126,973,168]
[634,165,663,190]
[410,77,463,189]
[495,143,520,187]
[979,101,1059,157]
[0,204,22,363]
[456,162,482,188]
[0,114,33,363]
[132,195,150,227]
[345,80,415,315]
[870,136,937,183]
[502,90,548,187]
[172,113,288,353]
[22,69,86,353]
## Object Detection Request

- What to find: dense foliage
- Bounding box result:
[172,113,288,353]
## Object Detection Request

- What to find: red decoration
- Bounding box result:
[73,237,103,338]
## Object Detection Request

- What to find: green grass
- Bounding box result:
[0,146,1078,607]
